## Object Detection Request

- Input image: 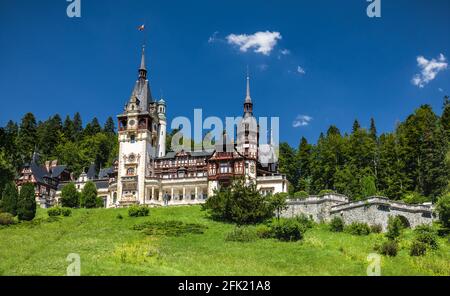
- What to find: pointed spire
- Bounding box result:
[245,67,252,103]
[140,45,146,70]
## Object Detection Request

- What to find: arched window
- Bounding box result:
[127,168,135,176]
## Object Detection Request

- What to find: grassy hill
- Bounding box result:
[0,206,448,276]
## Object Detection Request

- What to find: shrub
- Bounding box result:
[345,222,371,236]
[203,178,274,225]
[271,219,304,242]
[402,192,430,205]
[414,225,438,250]
[435,193,450,229]
[1,182,18,216]
[0,212,15,226]
[295,214,314,230]
[116,213,123,220]
[225,227,258,242]
[370,224,383,234]
[386,216,404,240]
[81,181,98,208]
[48,207,62,217]
[255,225,272,239]
[330,217,344,232]
[60,183,80,208]
[17,183,36,221]
[360,175,377,198]
[379,240,398,257]
[318,189,335,196]
[61,207,72,217]
[293,191,309,199]
[271,192,288,221]
[128,206,150,217]
[410,240,427,256]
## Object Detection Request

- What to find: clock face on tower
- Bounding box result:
[128,119,136,126]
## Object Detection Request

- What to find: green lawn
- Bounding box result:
[0,206,448,276]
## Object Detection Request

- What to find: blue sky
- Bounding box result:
[0,0,449,147]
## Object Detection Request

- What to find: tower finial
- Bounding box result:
[138,45,147,79]
[245,68,251,103]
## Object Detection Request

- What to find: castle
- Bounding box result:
[19,46,288,208]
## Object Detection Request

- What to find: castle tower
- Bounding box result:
[157,98,167,157]
[116,46,159,205]
[236,73,258,182]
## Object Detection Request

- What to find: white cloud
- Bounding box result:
[280,49,290,55]
[226,31,282,55]
[208,31,219,43]
[293,115,312,128]
[412,53,448,88]
[297,66,306,75]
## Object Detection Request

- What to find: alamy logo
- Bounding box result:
[66,0,81,18]
[367,0,381,18]
[66,253,81,276]
[366,253,381,276]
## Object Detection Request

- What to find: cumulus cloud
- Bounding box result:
[226,31,282,55]
[297,66,306,75]
[412,54,448,88]
[293,115,312,128]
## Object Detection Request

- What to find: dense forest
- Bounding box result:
[0,112,118,189]
[0,98,449,204]
[278,98,450,203]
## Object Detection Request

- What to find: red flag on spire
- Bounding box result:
[138,24,145,31]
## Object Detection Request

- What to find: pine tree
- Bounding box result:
[81,181,98,208]
[17,113,37,163]
[73,112,83,140]
[370,118,377,141]
[441,96,450,140]
[1,182,18,216]
[63,115,75,141]
[61,182,80,208]
[0,150,15,194]
[278,142,299,192]
[104,117,115,134]
[352,120,361,133]
[17,183,36,221]
[296,137,312,192]
[84,117,102,136]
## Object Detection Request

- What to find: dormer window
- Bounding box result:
[130,135,136,143]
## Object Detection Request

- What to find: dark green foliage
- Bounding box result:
[61,207,72,217]
[47,207,62,217]
[0,152,15,196]
[270,219,304,242]
[271,192,288,221]
[203,178,274,225]
[330,217,344,232]
[378,240,398,257]
[435,194,450,229]
[370,224,383,234]
[293,191,309,199]
[17,183,36,221]
[295,214,314,230]
[60,183,80,208]
[402,192,430,205]
[0,212,15,225]
[17,113,37,163]
[116,213,123,220]
[81,181,98,208]
[225,227,258,242]
[386,216,404,240]
[414,225,438,250]
[128,206,150,217]
[255,225,272,239]
[410,240,427,257]
[103,117,116,134]
[133,220,207,236]
[318,190,336,196]
[1,182,18,216]
[345,222,371,236]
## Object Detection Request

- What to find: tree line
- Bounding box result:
[278,99,450,203]
[0,112,118,193]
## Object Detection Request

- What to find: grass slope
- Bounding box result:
[0,206,448,276]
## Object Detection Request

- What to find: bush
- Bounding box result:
[293,191,309,199]
[0,212,15,226]
[370,224,383,234]
[379,240,398,257]
[225,227,258,242]
[81,181,98,208]
[60,183,80,208]
[61,207,72,217]
[255,225,272,239]
[1,182,18,216]
[128,206,150,217]
[435,193,450,229]
[386,216,404,240]
[271,192,288,221]
[330,217,344,232]
[402,192,430,205]
[116,213,123,220]
[345,222,371,236]
[17,183,36,221]
[414,225,438,250]
[271,219,304,242]
[48,207,62,217]
[318,190,335,196]
[295,214,314,230]
[410,240,427,256]
[203,178,274,225]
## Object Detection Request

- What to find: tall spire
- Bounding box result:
[138,45,147,80]
[245,67,252,103]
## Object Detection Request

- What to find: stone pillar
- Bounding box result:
[151,186,155,200]
[195,186,198,200]
[183,187,186,202]
[171,188,174,202]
